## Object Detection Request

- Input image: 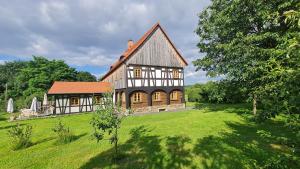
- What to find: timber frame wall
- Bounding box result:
[49,94,104,114]
[102,24,187,112]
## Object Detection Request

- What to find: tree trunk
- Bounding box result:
[114,128,118,156]
[253,94,257,115]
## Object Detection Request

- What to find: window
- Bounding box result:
[133,68,142,78]
[70,97,79,106]
[133,92,142,103]
[170,91,178,100]
[153,92,161,101]
[173,69,179,78]
[95,96,101,104]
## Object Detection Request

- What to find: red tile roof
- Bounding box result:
[101,22,188,80]
[48,81,112,94]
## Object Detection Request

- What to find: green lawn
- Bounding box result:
[0,104,299,169]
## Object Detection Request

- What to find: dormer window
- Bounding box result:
[173,69,179,78]
[133,68,142,78]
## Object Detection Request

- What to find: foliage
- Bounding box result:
[7,123,32,150]
[90,93,127,158]
[262,154,296,169]
[186,80,247,103]
[52,119,73,144]
[76,71,97,82]
[194,0,300,117]
[0,61,27,95]
[0,56,96,111]
[14,56,78,98]
[185,84,203,102]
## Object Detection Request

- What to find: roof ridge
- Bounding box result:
[101,22,187,80]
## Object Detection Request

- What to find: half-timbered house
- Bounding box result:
[48,82,111,114]
[101,23,188,112]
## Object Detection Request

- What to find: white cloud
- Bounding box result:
[39,1,72,28]
[101,22,118,34]
[0,0,211,84]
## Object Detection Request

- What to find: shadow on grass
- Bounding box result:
[194,121,300,169]
[0,123,25,130]
[0,116,6,121]
[81,114,299,169]
[195,103,253,116]
[80,126,194,169]
[33,136,56,145]
[54,133,88,145]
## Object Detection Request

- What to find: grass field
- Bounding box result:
[0,104,299,169]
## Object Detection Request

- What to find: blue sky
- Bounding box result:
[0,0,215,84]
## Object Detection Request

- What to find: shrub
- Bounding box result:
[7,123,32,150]
[262,154,297,169]
[52,120,73,144]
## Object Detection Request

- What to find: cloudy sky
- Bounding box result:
[0,0,214,84]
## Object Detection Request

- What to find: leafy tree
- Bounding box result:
[0,56,98,110]
[15,56,78,98]
[0,61,27,94]
[186,81,247,104]
[76,71,97,81]
[90,93,128,159]
[194,0,300,117]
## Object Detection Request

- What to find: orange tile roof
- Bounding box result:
[101,22,188,80]
[48,81,112,94]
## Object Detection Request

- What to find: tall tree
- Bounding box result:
[0,61,27,95]
[194,0,299,116]
[15,56,78,98]
[76,71,97,82]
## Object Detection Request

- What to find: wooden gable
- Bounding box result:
[126,26,186,67]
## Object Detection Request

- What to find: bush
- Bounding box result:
[7,123,32,150]
[52,120,73,144]
[262,154,297,169]
[186,80,247,104]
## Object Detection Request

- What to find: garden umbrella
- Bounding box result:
[7,98,13,113]
[43,93,48,106]
[30,97,37,113]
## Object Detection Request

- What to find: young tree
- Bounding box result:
[90,93,128,158]
[194,0,299,116]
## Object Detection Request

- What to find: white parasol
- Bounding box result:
[7,98,14,113]
[43,93,48,106]
[30,97,37,113]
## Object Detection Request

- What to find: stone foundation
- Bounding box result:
[132,103,185,114]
